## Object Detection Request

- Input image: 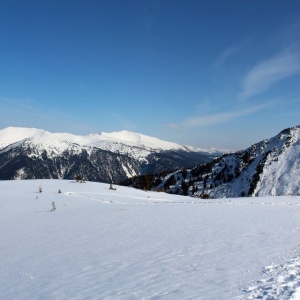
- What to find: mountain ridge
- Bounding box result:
[0,126,222,156]
[124,125,300,198]
[0,126,219,182]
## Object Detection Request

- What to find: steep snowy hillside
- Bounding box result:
[1,179,300,299]
[0,127,218,182]
[145,125,300,198]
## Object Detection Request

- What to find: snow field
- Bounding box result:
[1,180,300,299]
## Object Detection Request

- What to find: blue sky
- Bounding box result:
[1,0,300,149]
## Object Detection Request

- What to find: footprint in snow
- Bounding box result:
[242,256,300,299]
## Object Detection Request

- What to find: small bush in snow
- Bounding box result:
[51,201,56,212]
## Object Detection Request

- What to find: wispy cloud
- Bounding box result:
[0,96,139,135]
[213,41,247,69]
[0,97,94,134]
[184,104,268,127]
[106,110,137,131]
[165,122,180,129]
[166,103,269,129]
[239,47,300,99]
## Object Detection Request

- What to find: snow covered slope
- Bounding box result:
[212,125,300,197]
[1,179,300,299]
[148,125,300,198]
[0,127,218,182]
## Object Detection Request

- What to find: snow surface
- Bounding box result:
[1,179,300,299]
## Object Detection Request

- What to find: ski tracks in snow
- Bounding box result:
[65,191,300,207]
[65,190,300,299]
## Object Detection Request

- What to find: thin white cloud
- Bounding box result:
[106,110,137,131]
[166,103,269,129]
[239,48,300,99]
[165,122,180,129]
[0,97,94,133]
[213,40,249,69]
[213,45,241,69]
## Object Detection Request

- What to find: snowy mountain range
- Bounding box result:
[129,125,300,198]
[0,127,220,182]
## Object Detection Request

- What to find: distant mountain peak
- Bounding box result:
[99,130,185,151]
[0,126,218,182]
[0,126,49,149]
[0,126,221,154]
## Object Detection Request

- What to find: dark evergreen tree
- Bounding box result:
[181,180,189,196]
[141,175,151,190]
